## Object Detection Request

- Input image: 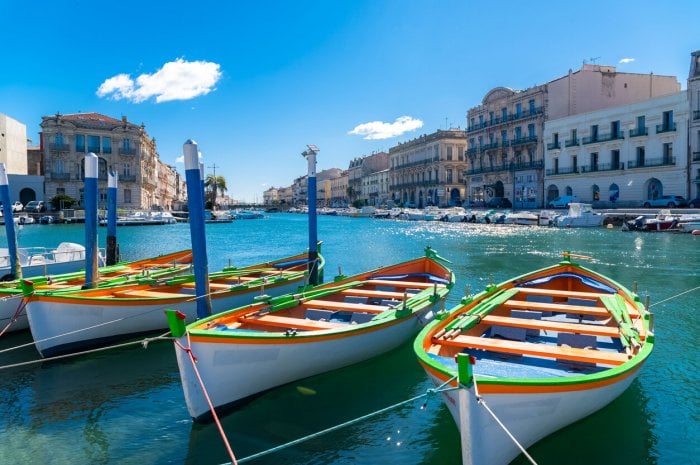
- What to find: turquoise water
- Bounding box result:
[0,215,697,465]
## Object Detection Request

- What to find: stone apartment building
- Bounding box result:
[40,112,181,210]
[347,152,389,204]
[465,64,680,208]
[389,129,467,208]
[689,50,700,202]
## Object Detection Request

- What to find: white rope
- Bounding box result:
[0,332,172,371]
[649,285,700,308]
[472,377,538,465]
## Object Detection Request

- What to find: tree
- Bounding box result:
[50,194,77,211]
[204,174,228,208]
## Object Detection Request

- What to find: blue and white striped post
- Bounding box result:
[302,145,320,285]
[0,163,21,280]
[84,153,99,288]
[185,140,211,318]
[199,161,206,209]
[106,170,119,265]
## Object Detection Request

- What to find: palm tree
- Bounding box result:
[205,174,228,208]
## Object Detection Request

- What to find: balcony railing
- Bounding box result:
[512,159,543,171]
[564,138,579,147]
[627,156,676,169]
[547,141,561,150]
[466,147,478,156]
[579,162,625,173]
[546,167,579,175]
[629,127,648,137]
[656,122,677,133]
[582,132,622,145]
[49,143,70,152]
[466,159,543,175]
[120,174,137,182]
[467,107,544,132]
[49,172,72,180]
[510,135,538,146]
[482,141,500,151]
[119,147,137,156]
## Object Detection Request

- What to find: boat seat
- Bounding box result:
[439,334,628,366]
[510,310,542,337]
[365,279,439,289]
[515,287,610,299]
[565,297,598,320]
[304,299,389,313]
[525,294,553,316]
[181,282,230,291]
[480,315,630,339]
[113,289,183,299]
[557,333,599,370]
[241,314,344,330]
[305,309,336,321]
[344,296,368,304]
[490,325,527,341]
[504,299,641,318]
[340,289,406,300]
[350,312,375,324]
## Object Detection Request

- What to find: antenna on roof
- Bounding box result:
[583,56,601,66]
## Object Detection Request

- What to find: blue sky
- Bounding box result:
[2,0,698,203]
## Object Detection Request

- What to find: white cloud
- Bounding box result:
[349,116,423,140]
[175,151,203,164]
[619,58,635,64]
[96,58,222,103]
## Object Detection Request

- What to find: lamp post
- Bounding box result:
[302,144,320,285]
[84,153,99,288]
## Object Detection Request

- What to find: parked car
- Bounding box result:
[24,200,46,213]
[642,195,687,208]
[486,197,512,208]
[688,197,700,208]
[548,195,579,208]
[11,201,23,212]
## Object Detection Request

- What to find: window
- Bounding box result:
[611,149,620,169]
[447,146,453,161]
[572,155,578,172]
[122,138,131,150]
[553,132,559,144]
[611,120,620,137]
[446,169,453,183]
[529,99,535,114]
[99,189,108,204]
[591,152,598,171]
[571,128,577,140]
[636,146,645,166]
[663,143,673,163]
[55,133,64,145]
[528,123,535,138]
[637,115,645,129]
[478,136,483,148]
[469,138,475,148]
[470,117,475,128]
[501,130,507,144]
[554,158,559,174]
[103,137,112,154]
[501,108,507,121]
[591,125,598,141]
[76,134,85,152]
[54,159,64,174]
[87,135,100,153]
[124,189,132,204]
[457,145,464,161]
[489,111,494,125]
[516,103,522,117]
[515,127,522,140]
[662,110,673,129]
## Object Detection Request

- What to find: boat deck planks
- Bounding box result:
[238,314,345,331]
[340,289,406,299]
[304,299,389,313]
[514,287,612,299]
[439,334,630,365]
[503,299,640,317]
[365,279,440,289]
[479,315,637,339]
[113,289,185,299]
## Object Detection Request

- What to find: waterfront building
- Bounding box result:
[0,113,29,175]
[389,129,467,208]
[689,50,700,201]
[361,168,390,206]
[330,170,348,207]
[466,65,680,208]
[347,152,389,204]
[543,91,689,207]
[27,146,42,176]
[40,112,181,210]
[263,187,280,205]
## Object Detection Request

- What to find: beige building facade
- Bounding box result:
[0,113,29,175]
[40,112,181,210]
[389,129,467,207]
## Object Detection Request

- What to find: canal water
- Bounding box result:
[0,214,697,465]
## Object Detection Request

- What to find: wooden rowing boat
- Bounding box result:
[0,249,193,333]
[168,247,454,421]
[25,248,324,357]
[414,253,654,465]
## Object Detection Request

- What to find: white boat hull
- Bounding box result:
[0,294,28,332]
[27,280,303,357]
[177,308,437,420]
[425,370,638,465]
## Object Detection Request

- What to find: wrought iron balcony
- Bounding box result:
[629,127,648,137]
[564,138,579,147]
[120,174,137,182]
[579,163,624,173]
[656,122,676,133]
[510,135,537,147]
[545,167,579,175]
[119,147,137,156]
[512,159,543,171]
[49,143,70,152]
[49,172,72,180]
[466,147,478,156]
[547,141,561,150]
[627,156,676,169]
[482,141,500,151]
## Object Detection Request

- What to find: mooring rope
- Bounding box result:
[218,376,459,465]
[174,335,238,465]
[472,376,538,465]
[0,332,172,371]
[649,284,700,308]
[0,295,27,337]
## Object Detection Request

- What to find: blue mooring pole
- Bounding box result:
[0,163,21,280]
[302,145,320,285]
[184,140,211,318]
[84,153,99,288]
[106,170,119,265]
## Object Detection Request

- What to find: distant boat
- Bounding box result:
[25,247,324,357]
[168,247,454,421]
[99,210,178,226]
[552,203,604,228]
[230,209,265,219]
[414,253,654,465]
[0,242,106,280]
[0,249,192,333]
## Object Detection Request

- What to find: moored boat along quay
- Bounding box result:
[0,214,697,465]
